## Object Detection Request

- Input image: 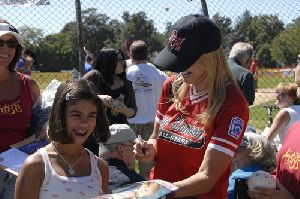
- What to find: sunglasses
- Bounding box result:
[276,92,289,98]
[0,39,19,48]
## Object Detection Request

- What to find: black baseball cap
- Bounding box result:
[154,14,221,72]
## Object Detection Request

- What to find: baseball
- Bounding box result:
[247,170,276,191]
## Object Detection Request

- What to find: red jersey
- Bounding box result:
[0,73,33,152]
[276,121,300,198]
[151,76,249,199]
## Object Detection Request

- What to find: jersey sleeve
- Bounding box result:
[208,85,249,157]
[155,75,175,124]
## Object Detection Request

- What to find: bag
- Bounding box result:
[234,178,251,199]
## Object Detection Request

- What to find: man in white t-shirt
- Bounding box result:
[126,40,167,178]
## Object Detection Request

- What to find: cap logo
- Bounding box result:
[169,30,185,52]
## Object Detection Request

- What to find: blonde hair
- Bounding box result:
[243,132,276,172]
[172,48,238,127]
[275,82,300,105]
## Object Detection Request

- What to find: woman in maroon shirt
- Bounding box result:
[0,20,40,199]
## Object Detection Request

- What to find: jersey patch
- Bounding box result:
[227,117,244,139]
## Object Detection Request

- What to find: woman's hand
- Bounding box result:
[134,139,156,163]
[111,100,135,118]
[248,179,295,199]
[98,95,113,108]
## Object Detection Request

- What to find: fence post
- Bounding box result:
[200,0,209,17]
[75,0,85,76]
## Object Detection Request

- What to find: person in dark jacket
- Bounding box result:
[228,42,255,105]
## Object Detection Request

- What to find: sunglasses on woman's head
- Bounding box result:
[0,39,19,48]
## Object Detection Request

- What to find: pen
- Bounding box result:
[137,135,146,155]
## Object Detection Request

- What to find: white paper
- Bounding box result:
[0,147,28,174]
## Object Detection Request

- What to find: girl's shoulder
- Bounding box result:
[97,157,108,170]
[19,150,44,179]
[96,157,109,177]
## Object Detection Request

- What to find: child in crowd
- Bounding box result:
[15,79,110,199]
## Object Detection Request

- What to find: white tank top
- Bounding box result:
[274,105,300,150]
[38,147,103,199]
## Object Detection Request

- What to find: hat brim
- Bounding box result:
[153,46,199,73]
[0,31,24,47]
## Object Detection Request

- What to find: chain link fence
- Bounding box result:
[1,0,300,131]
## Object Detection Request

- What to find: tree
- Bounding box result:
[19,26,44,47]
[234,10,253,42]
[114,11,166,56]
[235,14,284,67]
[270,17,300,65]
[81,8,116,55]
[212,13,233,52]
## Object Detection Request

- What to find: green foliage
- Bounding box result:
[117,11,166,54]
[245,14,284,66]
[212,13,233,50]
[19,26,44,47]
[270,17,300,65]
[20,9,297,72]
[234,10,253,41]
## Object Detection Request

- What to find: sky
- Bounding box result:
[0,0,299,36]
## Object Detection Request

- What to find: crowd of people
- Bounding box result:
[1,14,300,199]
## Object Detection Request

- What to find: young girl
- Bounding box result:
[15,79,110,199]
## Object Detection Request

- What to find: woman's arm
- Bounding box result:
[134,122,159,163]
[116,103,135,118]
[122,80,137,118]
[173,148,232,197]
[149,122,160,139]
[98,158,109,194]
[28,77,41,104]
[15,153,44,199]
[265,109,290,141]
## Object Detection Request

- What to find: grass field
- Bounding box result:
[31,71,293,132]
[32,72,72,90]
[248,100,280,131]
[258,75,294,88]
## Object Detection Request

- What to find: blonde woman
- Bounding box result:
[263,82,300,150]
[134,14,249,199]
[228,132,276,199]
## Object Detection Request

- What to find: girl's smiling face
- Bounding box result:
[65,99,97,144]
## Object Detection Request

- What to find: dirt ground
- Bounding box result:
[252,88,276,106]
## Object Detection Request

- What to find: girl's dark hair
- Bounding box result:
[94,48,126,85]
[48,79,110,144]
